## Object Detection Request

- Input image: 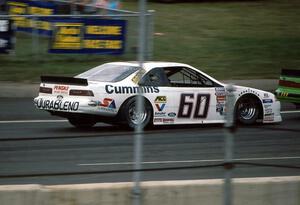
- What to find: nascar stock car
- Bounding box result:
[275,69,300,108]
[34,62,282,129]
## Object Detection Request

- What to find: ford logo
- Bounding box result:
[168,112,176,117]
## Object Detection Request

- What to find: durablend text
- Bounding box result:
[35,99,79,111]
[105,85,160,94]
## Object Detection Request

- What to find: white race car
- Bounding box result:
[34,62,281,128]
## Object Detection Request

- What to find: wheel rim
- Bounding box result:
[237,99,257,120]
[128,102,147,125]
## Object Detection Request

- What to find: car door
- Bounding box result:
[140,66,225,125]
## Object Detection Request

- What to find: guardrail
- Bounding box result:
[1,176,300,205]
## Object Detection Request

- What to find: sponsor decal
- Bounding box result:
[215,87,226,96]
[216,103,225,115]
[264,93,269,98]
[153,118,163,123]
[154,96,167,112]
[216,96,226,102]
[264,108,273,114]
[53,85,69,94]
[96,98,117,113]
[215,88,226,115]
[154,112,166,117]
[238,89,260,97]
[155,96,167,103]
[154,118,175,124]
[163,118,175,124]
[99,98,116,109]
[35,98,79,111]
[105,85,159,94]
[264,113,274,121]
[155,104,166,112]
[168,112,176,117]
[264,104,272,109]
[263,99,273,103]
[263,99,273,104]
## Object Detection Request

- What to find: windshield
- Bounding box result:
[76,64,139,82]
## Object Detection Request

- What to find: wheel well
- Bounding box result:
[235,94,264,121]
[117,96,154,120]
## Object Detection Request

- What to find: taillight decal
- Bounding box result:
[39,87,52,94]
[69,89,94,96]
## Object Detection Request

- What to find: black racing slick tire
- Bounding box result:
[235,96,260,125]
[121,97,152,129]
[68,117,97,128]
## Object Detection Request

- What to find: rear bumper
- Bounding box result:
[34,96,117,117]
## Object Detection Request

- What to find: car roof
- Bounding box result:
[106,61,192,71]
[92,61,223,86]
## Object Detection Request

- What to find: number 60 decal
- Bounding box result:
[178,93,210,118]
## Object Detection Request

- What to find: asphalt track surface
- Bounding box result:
[0,98,299,185]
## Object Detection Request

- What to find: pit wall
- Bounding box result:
[0,176,299,205]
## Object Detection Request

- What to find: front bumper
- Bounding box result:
[263,100,282,123]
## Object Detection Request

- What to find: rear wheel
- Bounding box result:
[121,97,152,129]
[235,96,260,125]
[68,117,96,128]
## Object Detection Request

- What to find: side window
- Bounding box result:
[139,67,170,87]
[164,67,214,87]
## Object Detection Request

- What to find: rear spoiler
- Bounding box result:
[281,69,300,77]
[40,76,88,86]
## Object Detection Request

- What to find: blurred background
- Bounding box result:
[0,0,299,82]
[0,2,300,204]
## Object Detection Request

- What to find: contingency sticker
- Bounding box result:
[154,96,167,117]
[215,87,226,115]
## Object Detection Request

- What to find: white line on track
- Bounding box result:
[0,110,298,124]
[0,119,67,124]
[280,110,300,114]
[78,156,300,167]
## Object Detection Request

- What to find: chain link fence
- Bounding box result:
[0,1,154,81]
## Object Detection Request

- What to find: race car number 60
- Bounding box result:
[178,93,210,118]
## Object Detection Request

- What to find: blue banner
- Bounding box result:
[7,0,56,35]
[49,18,126,55]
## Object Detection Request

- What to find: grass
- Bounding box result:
[0,0,299,82]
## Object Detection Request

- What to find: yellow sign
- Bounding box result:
[8,1,28,28]
[86,26,122,35]
[84,40,122,49]
[28,6,53,15]
[49,19,126,54]
[52,23,83,50]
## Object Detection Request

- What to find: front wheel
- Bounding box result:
[235,97,260,125]
[121,97,152,129]
[68,117,97,128]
